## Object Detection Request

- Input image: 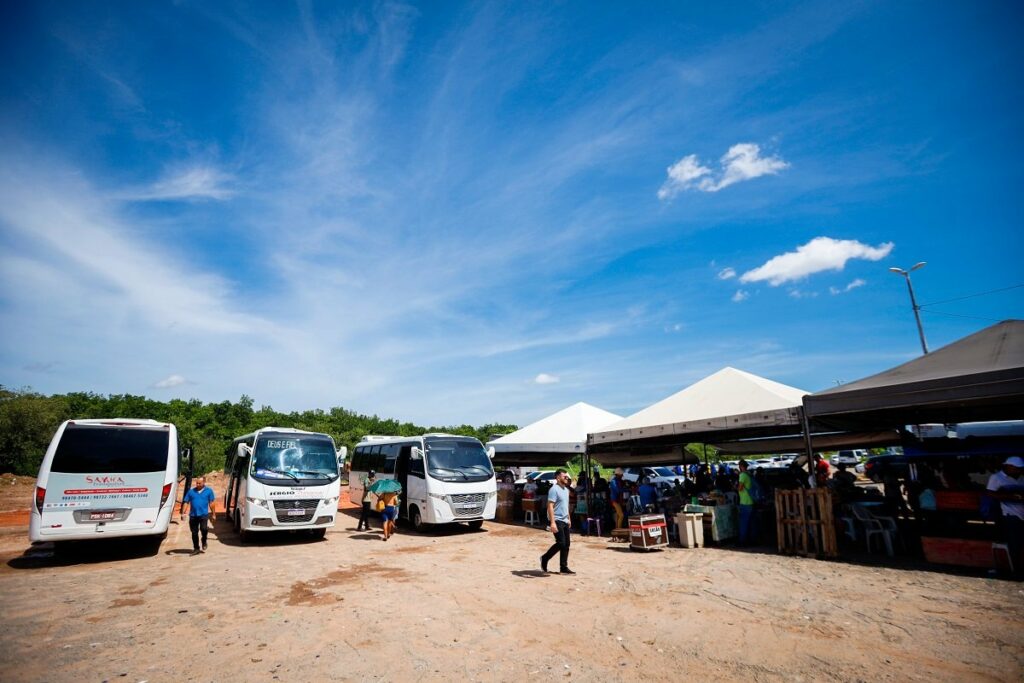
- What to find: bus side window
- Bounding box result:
[352,447,364,472]
[407,444,424,478]
[370,445,383,473]
[381,444,398,475]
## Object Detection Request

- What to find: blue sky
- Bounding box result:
[1,1,1022,426]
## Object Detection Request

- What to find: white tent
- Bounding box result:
[487,402,622,467]
[588,367,808,459]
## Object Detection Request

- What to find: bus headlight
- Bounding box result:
[322,497,338,506]
[428,492,447,503]
[246,497,268,508]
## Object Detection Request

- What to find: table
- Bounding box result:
[684,503,738,541]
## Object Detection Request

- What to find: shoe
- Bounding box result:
[202,543,208,552]
[190,549,201,556]
[559,568,576,575]
[540,556,549,573]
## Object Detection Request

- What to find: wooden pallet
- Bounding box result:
[775,488,837,558]
[610,528,630,542]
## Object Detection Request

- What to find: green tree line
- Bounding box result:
[0,386,518,478]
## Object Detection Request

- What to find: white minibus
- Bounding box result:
[348,434,497,531]
[29,419,182,547]
[223,427,346,542]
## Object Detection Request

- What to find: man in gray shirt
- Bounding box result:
[540,469,575,575]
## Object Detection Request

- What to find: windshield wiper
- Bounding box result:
[294,470,333,479]
[263,468,299,481]
[431,466,468,480]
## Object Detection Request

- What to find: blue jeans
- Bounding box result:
[739,504,756,545]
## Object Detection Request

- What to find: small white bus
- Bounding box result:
[29,419,182,548]
[223,427,346,542]
[348,434,497,531]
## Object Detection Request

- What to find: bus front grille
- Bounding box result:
[449,493,487,519]
[272,499,319,523]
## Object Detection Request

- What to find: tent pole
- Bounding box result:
[800,406,814,487]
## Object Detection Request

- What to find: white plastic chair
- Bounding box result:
[851,505,895,556]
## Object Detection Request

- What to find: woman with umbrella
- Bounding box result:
[369,478,402,541]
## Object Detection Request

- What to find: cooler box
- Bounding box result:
[628,514,668,551]
[674,512,704,548]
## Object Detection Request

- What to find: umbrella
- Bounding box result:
[368,478,402,494]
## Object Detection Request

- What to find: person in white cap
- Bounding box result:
[986,456,1024,573]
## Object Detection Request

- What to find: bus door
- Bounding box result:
[396,445,411,519]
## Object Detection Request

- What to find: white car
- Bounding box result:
[622,466,684,489]
[830,449,866,467]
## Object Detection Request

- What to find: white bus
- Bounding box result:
[223,427,346,542]
[348,434,497,531]
[29,419,182,548]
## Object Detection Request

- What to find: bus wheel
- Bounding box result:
[467,520,484,530]
[410,506,425,532]
[234,511,248,543]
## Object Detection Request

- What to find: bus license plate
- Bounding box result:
[90,512,116,521]
[459,503,476,509]
[286,509,306,516]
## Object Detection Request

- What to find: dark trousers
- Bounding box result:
[542,520,571,570]
[189,515,209,550]
[738,504,756,545]
[357,501,373,530]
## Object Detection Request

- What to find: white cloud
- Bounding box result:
[154,374,190,388]
[717,267,736,280]
[830,278,867,295]
[119,165,236,201]
[657,155,711,199]
[731,290,749,302]
[787,289,818,299]
[740,237,894,286]
[709,143,790,192]
[658,143,788,199]
[533,373,560,385]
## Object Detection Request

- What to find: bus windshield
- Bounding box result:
[252,434,338,482]
[425,438,493,482]
[51,426,169,473]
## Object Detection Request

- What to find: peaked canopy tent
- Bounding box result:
[804,320,1024,431]
[587,367,811,467]
[487,402,623,468]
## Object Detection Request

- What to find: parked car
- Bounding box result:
[622,466,683,489]
[514,470,541,488]
[830,449,866,467]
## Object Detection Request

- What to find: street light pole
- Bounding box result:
[889,262,929,355]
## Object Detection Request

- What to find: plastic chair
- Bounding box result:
[523,498,538,526]
[585,516,602,537]
[839,505,858,543]
[629,495,643,515]
[851,505,894,556]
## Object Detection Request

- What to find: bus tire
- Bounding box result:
[410,506,425,532]
[467,520,484,530]
[234,511,248,544]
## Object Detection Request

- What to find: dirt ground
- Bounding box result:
[0,481,1022,682]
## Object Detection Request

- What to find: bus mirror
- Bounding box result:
[180,446,194,475]
[411,447,424,461]
[236,443,252,460]
[337,446,348,466]
[487,446,495,459]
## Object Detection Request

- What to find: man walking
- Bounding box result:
[180,476,216,556]
[357,470,376,531]
[610,467,626,529]
[540,469,575,575]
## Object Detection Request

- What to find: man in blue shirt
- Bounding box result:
[540,469,575,575]
[638,477,658,511]
[180,476,217,556]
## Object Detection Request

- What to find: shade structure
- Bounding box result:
[486,402,622,467]
[804,320,1024,430]
[710,430,901,456]
[587,367,809,465]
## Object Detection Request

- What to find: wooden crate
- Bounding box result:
[921,537,994,568]
[775,488,837,558]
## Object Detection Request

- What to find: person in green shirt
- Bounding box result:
[737,460,756,546]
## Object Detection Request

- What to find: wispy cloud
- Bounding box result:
[732,289,749,303]
[658,143,789,199]
[533,373,559,385]
[740,237,893,286]
[153,374,191,388]
[830,278,866,295]
[717,267,737,280]
[118,165,237,201]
